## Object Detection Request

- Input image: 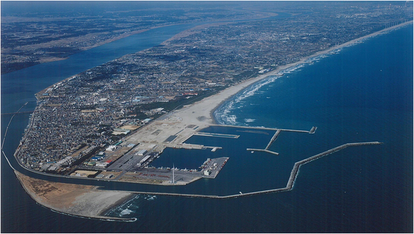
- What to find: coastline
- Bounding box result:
[8,20,411,222]
[14,170,136,221]
[200,20,414,124]
[16,19,413,173]
[35,20,412,126]
[24,21,413,176]
[98,193,137,216]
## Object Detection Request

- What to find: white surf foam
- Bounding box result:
[215,49,343,125]
[120,209,133,216]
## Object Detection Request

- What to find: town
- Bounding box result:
[1,2,276,74]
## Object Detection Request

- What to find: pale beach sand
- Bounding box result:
[170,21,413,127]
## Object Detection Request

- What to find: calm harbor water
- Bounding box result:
[1,21,412,233]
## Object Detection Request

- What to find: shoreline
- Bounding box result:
[15,20,411,175]
[14,170,136,222]
[98,193,137,216]
[35,20,412,125]
[8,20,411,221]
[202,20,413,124]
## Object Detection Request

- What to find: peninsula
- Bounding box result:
[4,2,411,221]
[9,21,405,220]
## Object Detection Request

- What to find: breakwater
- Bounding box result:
[1,111,33,116]
[265,129,282,150]
[246,127,316,155]
[285,141,382,189]
[130,141,382,199]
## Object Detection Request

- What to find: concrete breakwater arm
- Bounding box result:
[265,129,282,150]
[3,139,382,222]
[246,127,316,156]
[130,141,382,199]
[285,141,382,189]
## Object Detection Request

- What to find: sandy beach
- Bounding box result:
[169,21,413,127]
[11,20,412,221]
[37,20,412,126]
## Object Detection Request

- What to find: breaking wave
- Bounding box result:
[244,118,255,123]
[214,75,280,126]
[214,52,335,126]
[104,195,140,218]
[144,195,157,201]
[104,194,158,219]
[120,209,133,216]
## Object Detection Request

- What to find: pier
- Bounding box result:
[246,127,316,155]
[128,141,382,199]
[170,126,315,156]
[211,124,317,134]
[265,129,282,150]
[194,132,240,139]
[210,124,280,131]
[246,149,279,155]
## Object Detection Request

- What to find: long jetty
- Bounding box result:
[285,141,382,189]
[2,102,28,149]
[210,124,279,131]
[129,141,382,199]
[210,124,317,133]
[1,111,33,116]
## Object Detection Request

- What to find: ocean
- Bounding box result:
[1,21,412,233]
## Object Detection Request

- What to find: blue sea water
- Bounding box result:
[1,19,412,233]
